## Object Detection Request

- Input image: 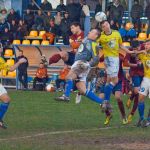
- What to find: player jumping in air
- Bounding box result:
[55,29,111,110]
[97,20,134,110]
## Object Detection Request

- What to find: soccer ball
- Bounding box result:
[46,84,55,92]
[95,12,107,22]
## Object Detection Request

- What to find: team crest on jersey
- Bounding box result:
[146,60,150,68]
[108,39,116,48]
[86,43,91,50]
[78,44,84,52]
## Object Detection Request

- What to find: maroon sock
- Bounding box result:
[130,92,135,101]
[49,54,61,65]
[131,94,139,115]
[117,99,126,118]
[105,110,111,116]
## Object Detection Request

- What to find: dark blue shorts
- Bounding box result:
[112,80,122,94]
[132,76,143,87]
[64,52,75,66]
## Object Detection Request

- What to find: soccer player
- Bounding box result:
[55,29,107,107]
[99,53,128,125]
[97,20,134,110]
[0,57,26,129]
[49,22,84,66]
[124,47,144,123]
[136,42,150,126]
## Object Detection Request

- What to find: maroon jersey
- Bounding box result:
[125,53,144,77]
[69,31,84,53]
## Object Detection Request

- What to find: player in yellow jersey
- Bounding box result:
[0,57,26,129]
[136,42,150,127]
[97,20,134,111]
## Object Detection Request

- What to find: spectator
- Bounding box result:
[24,9,34,30]
[131,0,143,33]
[0,18,10,34]
[16,20,28,40]
[33,62,48,90]
[32,10,44,31]
[27,0,39,11]
[40,0,52,11]
[95,0,102,15]
[7,8,20,24]
[43,18,60,44]
[16,50,28,90]
[10,20,18,39]
[109,0,124,29]
[118,23,136,41]
[44,11,54,27]
[0,28,13,45]
[54,11,62,26]
[56,0,66,12]
[66,0,82,23]
[145,0,150,34]
[0,9,7,20]
[56,65,70,91]
[60,11,71,45]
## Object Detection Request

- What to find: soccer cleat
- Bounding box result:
[126,99,132,109]
[55,95,70,102]
[122,118,128,125]
[104,115,112,125]
[136,119,146,127]
[75,93,82,104]
[101,100,112,113]
[127,114,133,123]
[0,120,7,129]
[145,120,150,127]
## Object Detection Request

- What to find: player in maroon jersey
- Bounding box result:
[49,22,84,66]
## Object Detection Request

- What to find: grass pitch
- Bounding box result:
[0,90,150,150]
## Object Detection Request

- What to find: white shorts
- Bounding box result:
[104,57,119,77]
[139,77,150,98]
[0,84,7,96]
[71,60,90,82]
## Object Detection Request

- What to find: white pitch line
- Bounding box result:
[0,126,135,142]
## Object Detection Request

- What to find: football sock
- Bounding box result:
[130,92,135,101]
[64,80,73,97]
[138,101,145,120]
[147,109,150,121]
[131,94,139,115]
[49,54,61,65]
[0,102,9,120]
[85,90,103,104]
[105,110,111,116]
[117,99,125,118]
[104,83,114,101]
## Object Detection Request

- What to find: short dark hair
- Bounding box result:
[70,22,81,28]
[100,20,108,26]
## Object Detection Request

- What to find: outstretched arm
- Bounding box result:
[120,45,135,54]
[9,58,27,71]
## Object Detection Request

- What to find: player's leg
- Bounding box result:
[115,91,128,125]
[76,81,103,104]
[128,76,142,123]
[55,69,77,101]
[137,78,149,126]
[0,85,10,129]
[103,57,119,103]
